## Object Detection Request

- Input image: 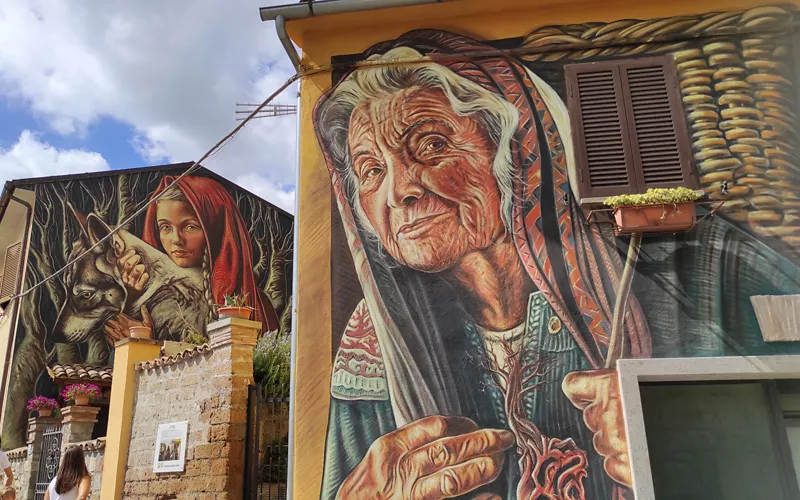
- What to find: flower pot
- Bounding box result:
[613,203,696,235]
[74,395,90,406]
[38,408,53,417]
[217,306,253,320]
[129,326,152,340]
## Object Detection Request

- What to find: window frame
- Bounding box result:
[618,356,800,500]
[565,55,698,203]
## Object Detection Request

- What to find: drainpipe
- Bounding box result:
[262,0,447,70]
[0,190,33,422]
[276,15,302,72]
[286,82,302,500]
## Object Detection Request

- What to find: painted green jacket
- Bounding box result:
[320,219,800,500]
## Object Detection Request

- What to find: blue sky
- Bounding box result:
[0,0,297,212]
[0,96,144,172]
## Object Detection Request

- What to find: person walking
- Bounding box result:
[43,447,90,500]
[0,440,13,488]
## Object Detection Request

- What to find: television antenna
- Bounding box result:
[235,103,297,121]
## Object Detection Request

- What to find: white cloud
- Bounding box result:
[236,173,295,214]
[0,0,299,206]
[0,130,109,186]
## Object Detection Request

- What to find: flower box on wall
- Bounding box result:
[604,187,701,235]
[613,203,696,235]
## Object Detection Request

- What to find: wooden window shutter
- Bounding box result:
[566,62,637,199]
[0,242,22,299]
[619,57,697,190]
[566,56,696,201]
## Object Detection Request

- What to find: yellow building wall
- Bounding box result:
[0,188,35,434]
[288,1,800,498]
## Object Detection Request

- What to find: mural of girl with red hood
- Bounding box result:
[104,175,279,339]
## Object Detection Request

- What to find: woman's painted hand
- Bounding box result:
[104,305,153,344]
[118,249,150,291]
[337,415,514,500]
[562,369,631,487]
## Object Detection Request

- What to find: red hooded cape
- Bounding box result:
[142,175,279,334]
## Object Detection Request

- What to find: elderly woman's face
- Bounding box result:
[348,86,504,272]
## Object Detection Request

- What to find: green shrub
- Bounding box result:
[182,329,208,346]
[254,332,291,398]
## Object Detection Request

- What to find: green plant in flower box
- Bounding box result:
[603,187,701,209]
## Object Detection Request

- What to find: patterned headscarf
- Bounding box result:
[315,30,651,424]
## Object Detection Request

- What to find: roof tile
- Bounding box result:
[136,344,212,371]
[48,364,113,382]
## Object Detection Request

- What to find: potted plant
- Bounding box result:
[604,187,701,235]
[62,383,102,406]
[26,396,59,417]
[217,294,254,320]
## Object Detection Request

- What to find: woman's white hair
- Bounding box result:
[316,46,521,232]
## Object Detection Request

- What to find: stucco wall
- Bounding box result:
[2,167,293,451]
[291,1,800,498]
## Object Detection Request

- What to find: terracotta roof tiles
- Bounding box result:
[135,344,211,371]
[48,364,113,382]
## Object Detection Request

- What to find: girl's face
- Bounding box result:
[155,200,206,268]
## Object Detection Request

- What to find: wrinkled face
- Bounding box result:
[348,86,504,272]
[156,200,206,268]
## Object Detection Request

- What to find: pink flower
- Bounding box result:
[26,396,59,411]
[61,383,102,401]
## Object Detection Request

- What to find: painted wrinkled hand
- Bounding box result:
[336,415,514,500]
[562,369,631,488]
[118,249,150,291]
[104,305,153,344]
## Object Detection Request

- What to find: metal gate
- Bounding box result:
[34,422,63,500]
[244,385,289,500]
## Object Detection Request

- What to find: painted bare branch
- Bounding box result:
[484,340,588,500]
[117,174,136,225]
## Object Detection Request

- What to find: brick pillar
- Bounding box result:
[205,317,260,499]
[60,405,100,446]
[24,415,60,499]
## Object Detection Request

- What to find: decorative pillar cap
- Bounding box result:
[114,337,162,349]
[207,317,261,348]
[61,405,100,424]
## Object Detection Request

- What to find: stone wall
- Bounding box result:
[122,318,258,500]
[7,446,28,495]
[74,438,105,499]
[6,420,105,499]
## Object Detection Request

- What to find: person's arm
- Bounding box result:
[76,475,91,500]
[44,488,50,500]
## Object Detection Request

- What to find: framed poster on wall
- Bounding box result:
[153,421,188,473]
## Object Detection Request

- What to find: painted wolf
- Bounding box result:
[51,204,209,343]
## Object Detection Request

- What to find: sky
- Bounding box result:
[0,0,298,213]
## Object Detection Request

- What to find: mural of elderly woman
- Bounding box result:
[103,175,279,341]
[315,30,800,500]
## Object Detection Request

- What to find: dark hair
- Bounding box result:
[55,447,89,494]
